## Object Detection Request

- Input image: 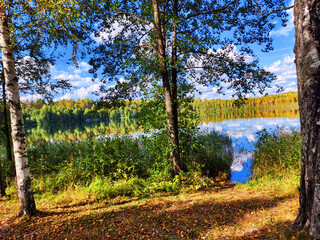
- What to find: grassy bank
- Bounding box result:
[0,173,300,239]
[1,130,233,199]
[0,128,305,239]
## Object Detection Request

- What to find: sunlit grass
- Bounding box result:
[0,172,300,239]
[0,128,305,239]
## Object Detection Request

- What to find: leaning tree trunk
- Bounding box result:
[152,0,182,174]
[294,0,320,238]
[0,3,36,216]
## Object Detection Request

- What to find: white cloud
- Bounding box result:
[270,1,294,36]
[49,62,102,101]
[195,52,297,100]
[244,55,254,63]
[283,55,295,64]
[92,16,153,45]
[253,124,264,131]
[231,152,252,172]
[277,74,297,81]
[79,62,91,71]
[283,86,297,92]
[75,87,90,98]
[91,21,123,44]
[196,85,209,92]
[264,54,297,92]
[55,83,102,101]
[87,83,102,92]
[20,94,42,101]
[51,61,96,91]
[201,92,220,100]
[54,73,93,88]
[71,62,92,74]
[265,60,281,72]
[58,93,73,100]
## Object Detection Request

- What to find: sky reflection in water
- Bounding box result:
[200,117,300,183]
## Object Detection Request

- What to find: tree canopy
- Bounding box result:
[90,0,291,100]
[0,0,99,100]
[89,0,292,172]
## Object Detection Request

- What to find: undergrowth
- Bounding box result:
[252,127,301,180]
[4,130,232,200]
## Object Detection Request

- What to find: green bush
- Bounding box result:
[182,130,233,177]
[87,176,182,199]
[27,129,233,195]
[252,127,301,179]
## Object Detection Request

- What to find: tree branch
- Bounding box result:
[259,5,294,23]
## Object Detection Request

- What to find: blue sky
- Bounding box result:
[20,5,296,102]
[197,4,296,100]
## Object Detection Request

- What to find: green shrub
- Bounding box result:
[252,127,301,179]
[182,130,233,178]
[87,176,181,199]
[27,129,233,195]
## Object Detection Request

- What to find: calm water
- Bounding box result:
[200,117,301,183]
[25,112,301,183]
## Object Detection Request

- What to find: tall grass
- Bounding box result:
[23,130,233,197]
[252,127,301,179]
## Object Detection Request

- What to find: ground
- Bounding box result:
[0,177,306,239]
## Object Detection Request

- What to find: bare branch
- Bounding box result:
[259,5,294,23]
[211,0,237,13]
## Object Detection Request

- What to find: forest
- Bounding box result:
[2,92,297,144]
[0,0,319,239]
[18,91,298,130]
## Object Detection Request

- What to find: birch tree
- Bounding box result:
[0,0,97,216]
[90,0,292,174]
[293,0,320,238]
[0,3,36,214]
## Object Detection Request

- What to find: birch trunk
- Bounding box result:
[0,3,36,216]
[294,0,320,237]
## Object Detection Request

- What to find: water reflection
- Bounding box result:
[200,117,300,183]
[25,109,300,183]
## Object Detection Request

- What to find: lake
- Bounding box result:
[200,117,301,183]
[25,109,300,183]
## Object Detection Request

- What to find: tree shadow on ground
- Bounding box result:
[2,189,297,239]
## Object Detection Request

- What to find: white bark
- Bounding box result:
[0,3,36,216]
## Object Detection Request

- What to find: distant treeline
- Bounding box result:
[193,91,298,117]
[22,98,139,130]
[21,92,299,129]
